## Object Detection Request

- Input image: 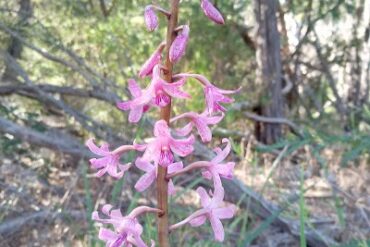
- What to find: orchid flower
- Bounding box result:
[137,120,194,167]
[173,73,241,114]
[86,138,142,179]
[117,79,151,123]
[93,204,160,247]
[135,159,183,195]
[170,187,236,242]
[200,0,225,25]
[139,42,165,78]
[171,111,224,142]
[201,138,235,190]
[118,65,191,123]
[169,25,190,63]
[144,5,158,31]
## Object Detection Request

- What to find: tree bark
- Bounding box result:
[254,0,284,144]
[2,0,32,81]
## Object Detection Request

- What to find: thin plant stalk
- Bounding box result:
[157,1,180,246]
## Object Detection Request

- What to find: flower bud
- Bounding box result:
[144,5,158,31]
[200,0,225,25]
[169,25,190,63]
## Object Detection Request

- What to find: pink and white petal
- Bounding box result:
[107,164,124,179]
[170,135,195,157]
[200,0,225,25]
[209,215,225,242]
[196,187,211,208]
[194,120,212,142]
[162,83,191,99]
[167,161,184,174]
[213,205,236,219]
[201,170,213,180]
[175,122,193,136]
[89,157,107,169]
[212,185,225,205]
[204,87,215,114]
[141,141,161,165]
[168,179,176,195]
[154,120,171,137]
[117,101,132,111]
[205,112,225,125]
[189,215,207,227]
[95,168,108,177]
[135,158,155,173]
[211,139,231,164]
[86,138,110,156]
[128,79,142,97]
[118,163,132,173]
[139,50,161,78]
[216,162,235,179]
[98,228,118,242]
[217,86,242,95]
[102,204,113,215]
[128,106,144,123]
[110,209,123,219]
[134,171,156,192]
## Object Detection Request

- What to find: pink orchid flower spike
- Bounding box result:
[139,42,165,78]
[170,187,236,242]
[135,158,183,195]
[173,73,241,114]
[169,25,190,63]
[93,204,160,247]
[118,66,191,123]
[117,79,151,123]
[202,138,235,189]
[144,5,158,31]
[138,120,195,167]
[86,138,141,179]
[171,111,224,142]
[200,0,225,25]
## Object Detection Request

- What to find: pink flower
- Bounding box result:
[93,204,159,247]
[171,111,224,142]
[138,120,195,167]
[119,66,190,123]
[138,42,165,78]
[201,139,235,190]
[86,138,139,179]
[170,187,236,242]
[173,73,240,114]
[200,0,225,25]
[169,25,190,63]
[135,159,183,195]
[117,79,150,123]
[144,5,158,31]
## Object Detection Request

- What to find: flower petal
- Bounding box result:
[168,161,184,174]
[129,106,144,123]
[194,118,212,142]
[211,139,231,164]
[168,179,176,195]
[99,228,118,242]
[135,170,156,192]
[169,25,190,63]
[209,215,225,242]
[189,215,207,227]
[161,80,191,99]
[215,162,235,179]
[135,158,155,173]
[196,187,211,208]
[170,135,195,157]
[175,122,193,136]
[86,138,110,156]
[139,47,162,78]
[213,205,236,219]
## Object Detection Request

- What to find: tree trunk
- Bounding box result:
[254,0,284,144]
[2,0,32,82]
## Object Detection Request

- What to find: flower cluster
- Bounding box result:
[87,1,240,246]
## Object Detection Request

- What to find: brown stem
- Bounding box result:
[157,1,180,246]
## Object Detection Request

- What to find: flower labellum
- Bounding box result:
[144,5,158,31]
[169,25,190,63]
[200,0,225,25]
